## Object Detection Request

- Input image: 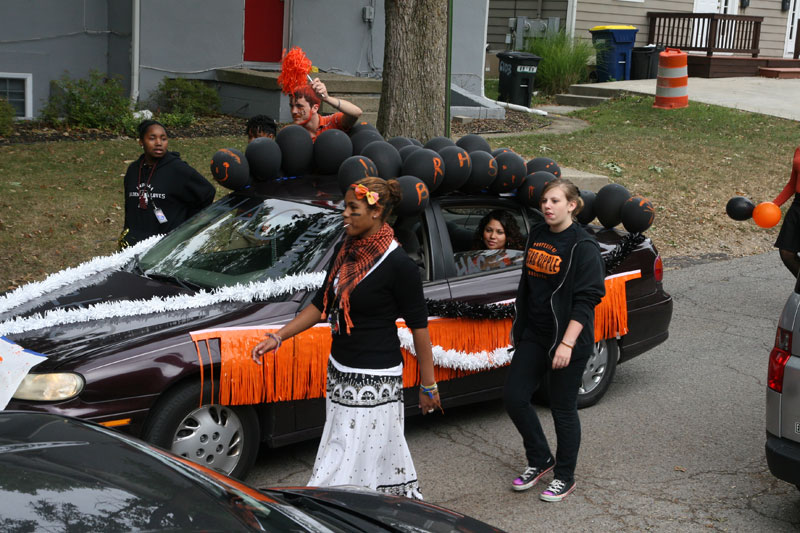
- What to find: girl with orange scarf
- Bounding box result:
[251,177,441,498]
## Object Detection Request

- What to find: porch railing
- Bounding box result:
[647,12,763,57]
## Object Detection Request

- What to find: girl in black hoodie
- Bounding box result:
[505,178,605,502]
[120,120,215,247]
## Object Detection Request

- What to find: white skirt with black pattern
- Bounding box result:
[307,355,423,500]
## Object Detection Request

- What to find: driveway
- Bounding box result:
[592,77,800,122]
[246,252,800,532]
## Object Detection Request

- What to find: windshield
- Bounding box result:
[138,195,342,288]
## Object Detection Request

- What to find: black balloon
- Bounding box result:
[275,125,313,176]
[387,136,413,150]
[211,148,252,190]
[526,157,562,178]
[492,147,513,158]
[622,195,656,234]
[725,196,755,221]
[518,171,557,207]
[361,141,402,180]
[595,183,631,228]
[424,136,456,153]
[313,129,353,175]
[337,155,379,194]
[395,175,430,216]
[408,138,423,147]
[399,144,422,162]
[351,129,385,155]
[436,146,472,194]
[349,122,379,136]
[245,138,281,181]
[490,151,527,193]
[402,149,446,192]
[462,151,498,193]
[576,190,596,225]
[456,134,492,154]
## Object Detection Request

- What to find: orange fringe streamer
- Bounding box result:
[277,46,312,94]
[594,271,641,342]
[194,272,640,406]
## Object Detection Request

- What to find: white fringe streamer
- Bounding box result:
[396,326,513,372]
[0,235,164,316]
[0,272,326,337]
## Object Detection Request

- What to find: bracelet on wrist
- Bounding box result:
[560,340,574,350]
[265,332,282,350]
[420,382,438,399]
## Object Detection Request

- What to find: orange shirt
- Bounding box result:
[773,147,800,206]
[311,112,347,141]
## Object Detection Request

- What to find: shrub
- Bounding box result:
[158,111,195,129]
[152,77,219,116]
[0,97,14,136]
[41,70,131,131]
[526,31,594,96]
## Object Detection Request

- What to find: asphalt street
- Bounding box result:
[246,252,800,532]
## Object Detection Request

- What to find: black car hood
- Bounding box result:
[0,270,282,370]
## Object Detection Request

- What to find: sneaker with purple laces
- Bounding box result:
[540,478,576,501]
[511,461,554,492]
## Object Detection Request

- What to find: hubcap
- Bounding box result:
[579,341,608,395]
[170,405,243,475]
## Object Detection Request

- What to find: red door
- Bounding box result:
[244,0,284,62]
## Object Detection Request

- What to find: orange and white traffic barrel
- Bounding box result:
[653,48,688,110]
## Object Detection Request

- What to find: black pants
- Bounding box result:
[503,337,589,483]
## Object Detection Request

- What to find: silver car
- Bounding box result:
[766,280,800,491]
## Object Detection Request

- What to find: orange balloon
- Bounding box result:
[752,202,782,228]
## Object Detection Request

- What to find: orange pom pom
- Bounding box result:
[752,201,782,228]
[277,47,312,95]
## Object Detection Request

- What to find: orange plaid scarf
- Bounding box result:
[322,223,395,334]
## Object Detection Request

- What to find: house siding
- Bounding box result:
[487,1,568,51]
[574,0,791,57]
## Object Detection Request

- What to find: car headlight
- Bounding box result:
[13,373,84,401]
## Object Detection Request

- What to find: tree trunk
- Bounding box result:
[378,0,447,143]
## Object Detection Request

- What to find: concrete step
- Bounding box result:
[566,84,620,98]
[758,67,800,79]
[554,93,610,107]
[215,68,382,94]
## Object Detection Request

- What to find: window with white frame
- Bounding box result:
[0,73,33,119]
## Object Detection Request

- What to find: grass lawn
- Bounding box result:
[0,93,796,289]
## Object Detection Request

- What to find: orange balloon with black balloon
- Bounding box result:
[752,201,782,228]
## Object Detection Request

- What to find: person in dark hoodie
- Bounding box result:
[505,178,605,502]
[119,120,216,248]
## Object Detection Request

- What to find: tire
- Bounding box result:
[143,380,260,480]
[576,338,618,409]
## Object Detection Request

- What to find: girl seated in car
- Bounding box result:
[472,210,525,251]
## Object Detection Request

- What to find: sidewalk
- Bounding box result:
[585,77,800,122]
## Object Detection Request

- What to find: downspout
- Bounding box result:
[566,0,577,38]
[445,0,453,137]
[130,0,140,107]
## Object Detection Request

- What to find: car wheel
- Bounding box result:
[576,339,619,409]
[143,380,260,480]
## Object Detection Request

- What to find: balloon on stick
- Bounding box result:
[595,183,631,228]
[436,146,472,194]
[395,175,430,216]
[402,148,446,193]
[461,151,498,193]
[490,151,526,193]
[313,128,353,175]
[337,155,379,194]
[752,201,781,228]
[576,190,596,225]
[361,141,402,180]
[275,125,313,176]
[526,157,562,178]
[456,134,492,154]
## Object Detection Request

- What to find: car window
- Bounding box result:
[392,213,431,282]
[138,196,342,288]
[440,205,527,276]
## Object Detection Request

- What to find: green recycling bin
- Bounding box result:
[496,51,542,107]
[590,25,639,82]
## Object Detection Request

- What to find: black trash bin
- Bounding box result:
[631,45,665,80]
[496,51,541,107]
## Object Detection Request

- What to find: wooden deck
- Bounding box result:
[687,55,800,78]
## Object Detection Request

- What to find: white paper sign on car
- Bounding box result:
[0,337,46,410]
